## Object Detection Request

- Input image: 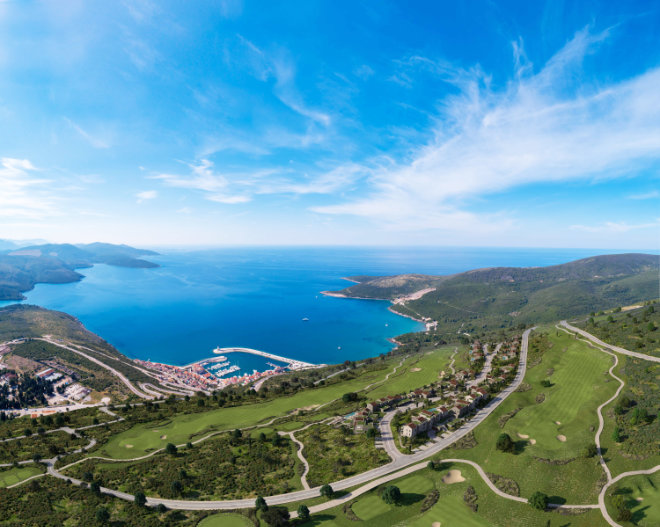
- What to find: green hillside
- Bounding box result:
[330,253,659,334]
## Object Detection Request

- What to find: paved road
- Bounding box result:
[39,337,153,399]
[45,328,535,511]
[560,321,660,363]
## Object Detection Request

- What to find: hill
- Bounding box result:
[0,242,158,300]
[327,253,659,335]
[0,304,157,400]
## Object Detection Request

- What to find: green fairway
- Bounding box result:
[197,512,252,526]
[100,360,400,458]
[437,329,618,503]
[363,346,455,399]
[307,463,605,527]
[0,465,44,487]
[606,472,660,526]
[503,330,615,459]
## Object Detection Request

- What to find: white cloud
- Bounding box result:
[135,190,158,203]
[0,157,56,218]
[313,28,660,232]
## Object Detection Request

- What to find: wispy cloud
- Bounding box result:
[64,118,111,149]
[152,159,359,204]
[570,220,660,233]
[627,190,659,200]
[0,157,56,218]
[313,27,660,231]
[135,190,158,203]
[235,36,331,126]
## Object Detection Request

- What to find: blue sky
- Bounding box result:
[0,0,658,249]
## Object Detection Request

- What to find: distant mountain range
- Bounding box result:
[327,253,660,334]
[0,242,159,300]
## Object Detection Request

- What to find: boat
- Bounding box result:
[302,317,309,321]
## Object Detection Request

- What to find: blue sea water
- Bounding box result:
[0,246,636,369]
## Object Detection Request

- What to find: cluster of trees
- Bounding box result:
[0,372,54,410]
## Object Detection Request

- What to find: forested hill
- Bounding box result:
[0,242,158,300]
[329,253,659,333]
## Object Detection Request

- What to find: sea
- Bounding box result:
[0,246,637,372]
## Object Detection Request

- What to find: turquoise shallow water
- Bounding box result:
[0,246,634,368]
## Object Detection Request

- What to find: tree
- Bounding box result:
[381,485,401,505]
[647,322,656,332]
[612,427,622,443]
[297,504,310,522]
[90,481,101,493]
[320,484,333,499]
[134,491,147,507]
[261,506,290,526]
[233,428,242,439]
[583,444,598,458]
[255,495,268,512]
[366,427,377,438]
[529,491,549,510]
[165,442,178,456]
[171,480,183,496]
[95,507,110,524]
[495,433,514,453]
[342,392,358,403]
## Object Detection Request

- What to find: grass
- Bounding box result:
[0,464,44,487]
[363,346,455,399]
[605,472,660,527]
[435,329,618,504]
[302,463,605,527]
[197,513,253,527]
[100,359,401,459]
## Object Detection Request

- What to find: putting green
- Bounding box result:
[101,361,400,458]
[197,512,252,526]
[408,492,490,527]
[351,494,391,521]
[0,465,44,487]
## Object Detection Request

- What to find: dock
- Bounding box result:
[214,347,323,370]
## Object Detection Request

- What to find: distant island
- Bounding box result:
[0,242,159,300]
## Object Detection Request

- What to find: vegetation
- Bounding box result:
[576,302,659,356]
[62,429,299,499]
[296,424,390,486]
[331,253,659,335]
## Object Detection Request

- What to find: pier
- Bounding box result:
[214,347,323,370]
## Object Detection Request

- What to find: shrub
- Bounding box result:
[529,491,549,510]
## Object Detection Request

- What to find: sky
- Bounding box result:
[0,0,659,249]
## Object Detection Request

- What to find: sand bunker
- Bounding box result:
[517,433,529,439]
[442,470,465,484]
[411,367,422,372]
[432,523,442,527]
[530,439,537,445]
[125,444,133,449]
[555,421,561,425]
[160,435,167,440]
[556,435,567,442]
